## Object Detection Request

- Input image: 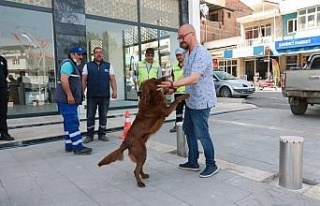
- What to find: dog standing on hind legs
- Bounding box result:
[98,77,189,187]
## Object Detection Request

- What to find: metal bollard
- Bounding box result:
[279,136,304,190]
[176,122,188,157]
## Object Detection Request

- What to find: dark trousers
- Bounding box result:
[0,87,8,135]
[86,97,110,137]
[174,93,185,123]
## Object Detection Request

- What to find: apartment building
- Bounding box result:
[201,0,253,73]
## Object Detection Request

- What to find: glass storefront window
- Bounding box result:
[86,19,136,101]
[4,0,52,8]
[0,5,55,116]
[86,19,179,101]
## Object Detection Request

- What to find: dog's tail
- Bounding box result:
[98,141,128,167]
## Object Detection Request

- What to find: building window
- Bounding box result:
[287,19,297,33]
[317,7,320,26]
[228,12,231,18]
[13,59,20,65]
[86,19,179,101]
[245,24,271,40]
[286,56,297,70]
[0,5,54,111]
[298,6,320,30]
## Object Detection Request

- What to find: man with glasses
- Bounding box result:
[158,24,219,178]
[56,46,92,155]
[134,48,162,97]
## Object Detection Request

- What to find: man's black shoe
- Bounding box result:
[0,133,15,141]
[98,134,109,141]
[73,147,92,155]
[83,136,94,144]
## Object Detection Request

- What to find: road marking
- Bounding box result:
[211,118,320,136]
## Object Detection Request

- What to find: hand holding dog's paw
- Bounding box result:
[176,94,190,102]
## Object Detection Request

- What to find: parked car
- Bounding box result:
[258,80,275,90]
[213,71,255,98]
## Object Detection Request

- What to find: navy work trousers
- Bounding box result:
[86,97,110,137]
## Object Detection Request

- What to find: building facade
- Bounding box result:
[0,0,185,117]
[205,0,320,86]
[275,0,320,71]
[201,0,253,74]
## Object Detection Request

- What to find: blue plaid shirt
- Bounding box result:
[183,44,217,110]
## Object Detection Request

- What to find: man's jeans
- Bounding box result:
[183,106,216,167]
[86,97,110,137]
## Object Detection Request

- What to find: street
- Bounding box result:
[156,91,320,185]
[246,90,290,110]
[213,91,320,184]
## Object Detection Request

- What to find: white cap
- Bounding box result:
[175,48,184,55]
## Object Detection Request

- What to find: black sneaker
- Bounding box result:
[65,149,73,153]
[83,136,93,144]
[199,165,219,178]
[73,147,92,155]
[179,162,200,171]
[169,125,177,133]
[98,134,109,141]
[0,133,15,141]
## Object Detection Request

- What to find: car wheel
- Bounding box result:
[290,101,308,115]
[220,87,232,97]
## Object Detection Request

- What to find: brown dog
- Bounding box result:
[98,77,189,187]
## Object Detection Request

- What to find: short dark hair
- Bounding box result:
[145,48,154,55]
[93,47,102,53]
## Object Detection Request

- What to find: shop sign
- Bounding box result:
[275,36,320,50]
[210,50,224,58]
[232,47,253,58]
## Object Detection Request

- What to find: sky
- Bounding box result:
[240,0,282,6]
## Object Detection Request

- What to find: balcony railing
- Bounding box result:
[237,36,274,47]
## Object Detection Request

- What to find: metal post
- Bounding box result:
[279,136,304,190]
[176,122,187,157]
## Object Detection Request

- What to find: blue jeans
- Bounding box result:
[183,106,216,167]
[86,97,110,137]
[57,103,84,151]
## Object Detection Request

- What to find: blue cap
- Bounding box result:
[175,48,185,55]
[69,46,86,55]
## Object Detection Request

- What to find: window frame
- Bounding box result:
[297,6,320,30]
[287,19,297,34]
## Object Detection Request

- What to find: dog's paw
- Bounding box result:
[137,182,146,187]
[177,94,190,101]
[141,173,149,179]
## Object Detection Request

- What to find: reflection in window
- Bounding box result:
[86,19,178,101]
[4,0,52,8]
[0,5,54,115]
[86,19,138,100]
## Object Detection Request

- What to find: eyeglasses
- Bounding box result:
[177,32,193,40]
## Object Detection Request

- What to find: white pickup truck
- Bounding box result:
[282,53,320,115]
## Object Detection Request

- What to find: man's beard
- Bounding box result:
[180,42,188,50]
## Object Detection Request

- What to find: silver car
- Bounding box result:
[213,71,255,98]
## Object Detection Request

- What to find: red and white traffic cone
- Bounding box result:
[120,111,131,139]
